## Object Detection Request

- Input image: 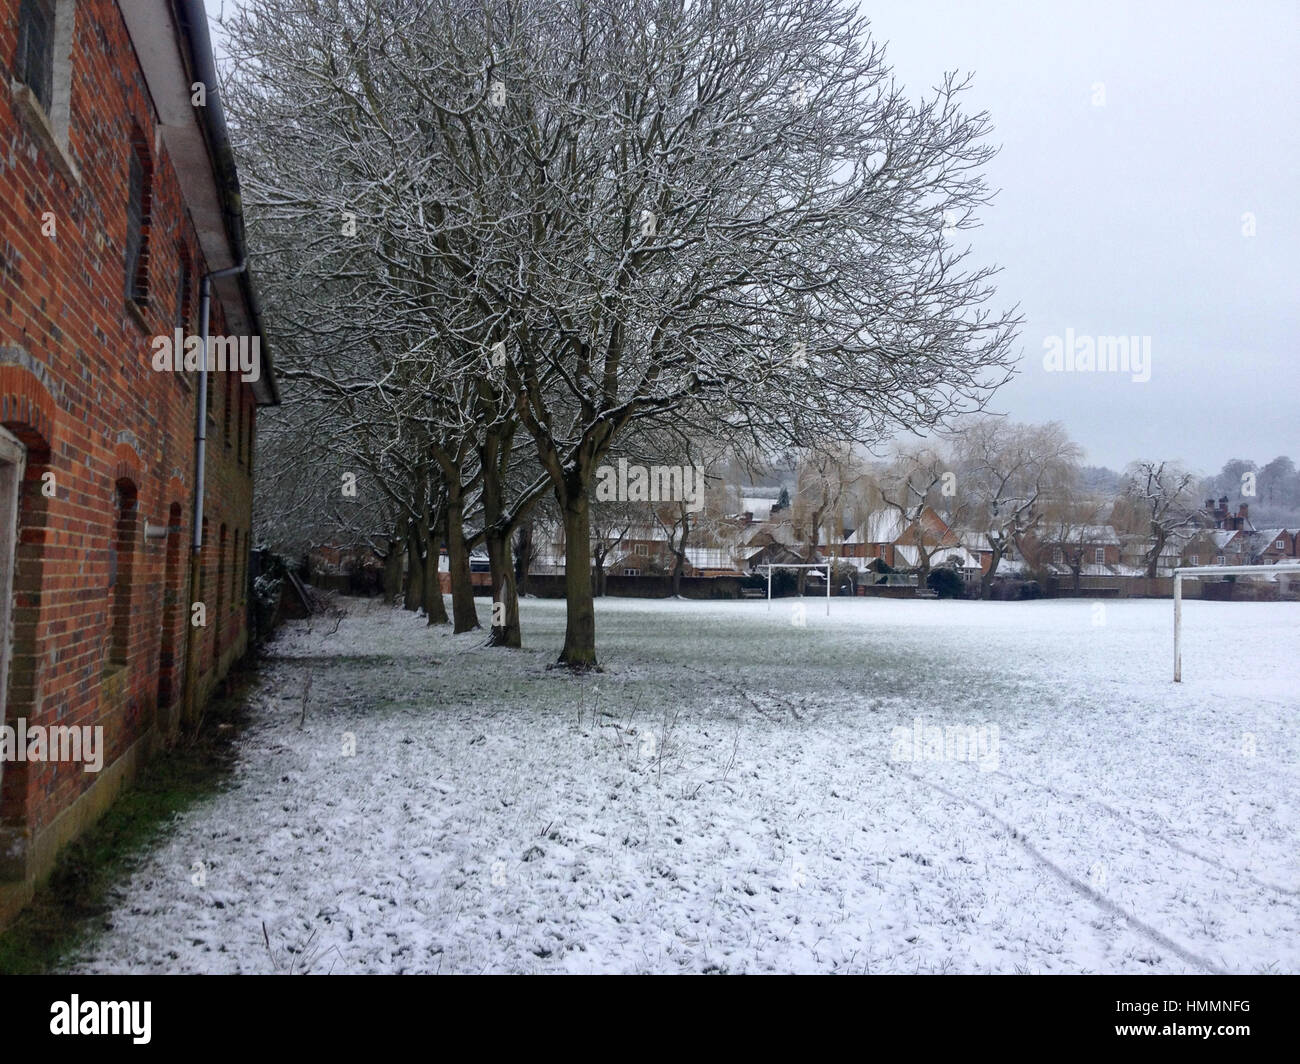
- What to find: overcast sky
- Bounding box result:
[209,0,1298,475]
[866,0,1299,473]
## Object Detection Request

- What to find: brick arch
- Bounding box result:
[0,364,56,843]
[163,474,188,511]
[112,441,143,487]
[0,361,57,456]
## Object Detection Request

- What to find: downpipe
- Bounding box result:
[182,262,247,725]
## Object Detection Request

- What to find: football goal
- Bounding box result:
[1173,563,1300,681]
[757,562,834,616]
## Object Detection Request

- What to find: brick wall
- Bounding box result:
[0,0,258,890]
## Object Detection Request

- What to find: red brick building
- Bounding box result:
[0,0,277,924]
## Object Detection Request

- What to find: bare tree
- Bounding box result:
[1036,495,1112,593]
[954,419,1080,598]
[876,446,959,584]
[224,0,1019,668]
[1120,460,1202,578]
[589,497,639,598]
[791,444,872,593]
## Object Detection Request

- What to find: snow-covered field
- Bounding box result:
[65,594,1299,974]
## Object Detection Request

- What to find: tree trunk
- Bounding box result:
[479,430,521,646]
[1146,528,1165,579]
[559,490,597,668]
[485,525,521,647]
[423,511,448,625]
[383,518,406,605]
[514,519,533,597]
[403,520,424,612]
[675,513,691,597]
[978,564,993,598]
[916,552,932,586]
[445,486,479,633]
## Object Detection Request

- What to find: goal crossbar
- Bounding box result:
[757,562,834,615]
[1173,564,1300,682]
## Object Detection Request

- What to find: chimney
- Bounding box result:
[1238,503,1248,519]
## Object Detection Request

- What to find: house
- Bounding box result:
[837,507,963,574]
[1028,524,1121,571]
[951,531,996,576]
[1,0,277,924]
[1250,529,1297,565]
[1199,497,1256,533]
[1209,529,1251,567]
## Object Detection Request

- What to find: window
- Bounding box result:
[1278,539,1286,549]
[108,482,138,667]
[223,372,233,444]
[1,427,27,727]
[215,524,227,663]
[622,568,640,577]
[634,543,648,556]
[1052,548,1064,565]
[156,502,183,710]
[1216,554,1225,565]
[12,0,77,180]
[1190,554,1198,566]
[18,0,56,112]
[1094,547,1105,566]
[125,138,152,303]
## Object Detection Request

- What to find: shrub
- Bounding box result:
[926,567,964,599]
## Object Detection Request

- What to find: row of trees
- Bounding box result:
[782,423,1260,593]
[1201,457,1300,526]
[781,419,1079,598]
[227,0,1018,665]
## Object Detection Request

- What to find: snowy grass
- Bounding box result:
[63,594,1300,973]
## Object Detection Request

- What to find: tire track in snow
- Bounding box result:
[901,769,1226,975]
[680,657,1284,972]
[991,768,1299,898]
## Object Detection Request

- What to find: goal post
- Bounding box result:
[758,561,834,615]
[1173,563,1300,682]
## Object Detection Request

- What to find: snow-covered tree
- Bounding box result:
[953,418,1080,598]
[224,0,1020,666]
[1120,460,1202,578]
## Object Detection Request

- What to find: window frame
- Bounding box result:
[107,481,138,668]
[0,427,28,735]
[17,0,57,113]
